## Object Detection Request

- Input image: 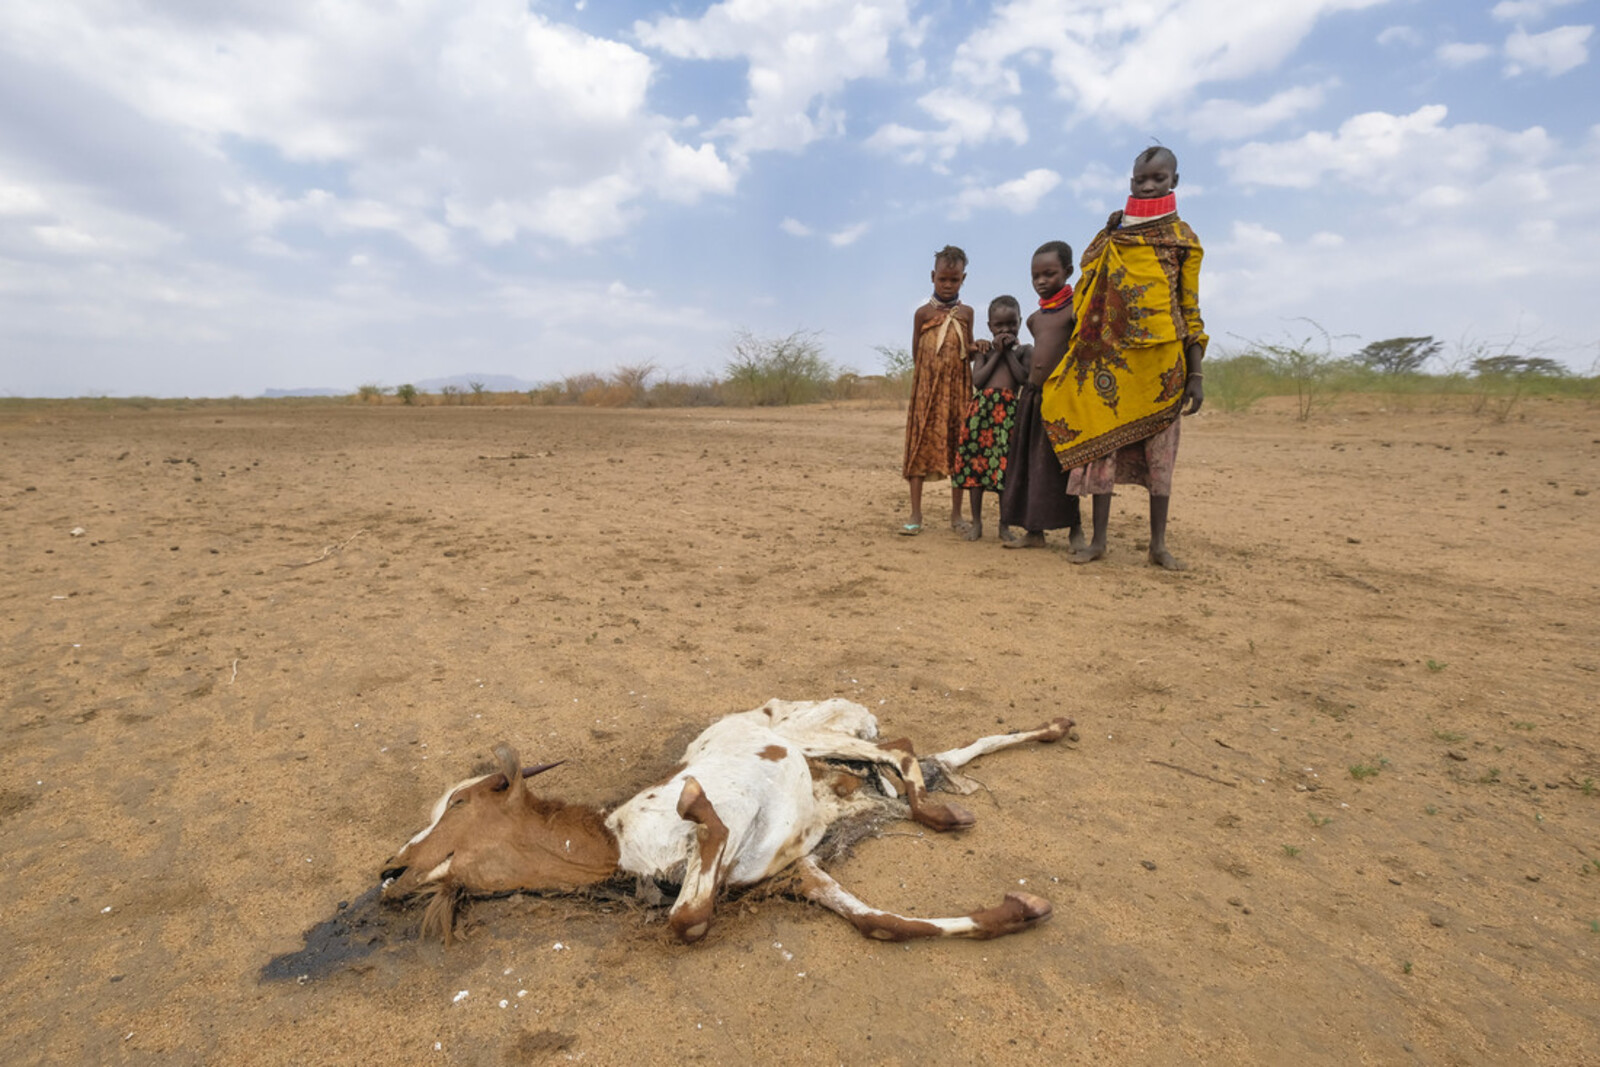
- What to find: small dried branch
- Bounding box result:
[282,529,367,569]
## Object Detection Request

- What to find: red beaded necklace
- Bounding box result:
[1038,283,1073,311]
[1124,193,1176,218]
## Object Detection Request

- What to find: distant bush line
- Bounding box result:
[6,329,1593,416]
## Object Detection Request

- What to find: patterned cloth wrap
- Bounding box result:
[1040,214,1207,471]
[902,301,974,479]
[952,388,1015,492]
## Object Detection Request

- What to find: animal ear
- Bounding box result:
[493,743,527,802]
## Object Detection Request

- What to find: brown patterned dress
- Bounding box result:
[902,301,974,480]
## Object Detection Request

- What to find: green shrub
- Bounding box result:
[723,328,833,406]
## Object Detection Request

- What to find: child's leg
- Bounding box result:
[907,476,924,528]
[1148,495,1185,570]
[948,483,966,531]
[964,488,984,541]
[1068,493,1111,564]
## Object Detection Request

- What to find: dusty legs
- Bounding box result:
[1068,492,1184,569]
[904,478,967,534]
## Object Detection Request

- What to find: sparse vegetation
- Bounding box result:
[1432,729,1465,743]
[723,328,834,406]
[1350,759,1385,781]
[395,383,419,406]
[356,383,385,403]
[1426,660,1447,672]
[1308,812,1332,828]
[1282,845,1301,858]
[1478,767,1501,784]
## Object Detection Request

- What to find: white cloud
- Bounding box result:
[1188,83,1332,141]
[1492,0,1583,22]
[779,218,813,237]
[866,88,1028,163]
[1219,105,1557,200]
[635,0,912,156]
[1230,221,1284,247]
[2,1,736,250]
[953,168,1061,218]
[1504,24,1593,76]
[952,0,1390,126]
[1436,42,1494,67]
[829,222,870,247]
[1377,25,1423,47]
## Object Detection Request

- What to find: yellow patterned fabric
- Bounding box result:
[1040,215,1206,470]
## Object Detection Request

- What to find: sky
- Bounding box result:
[1,0,1597,397]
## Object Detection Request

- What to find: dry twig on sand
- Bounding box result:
[282,529,367,569]
[1147,759,1239,788]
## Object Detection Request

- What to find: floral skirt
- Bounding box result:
[952,388,1015,492]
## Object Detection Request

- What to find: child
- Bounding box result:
[1039,146,1206,570]
[901,245,977,536]
[953,296,1029,541]
[999,241,1083,549]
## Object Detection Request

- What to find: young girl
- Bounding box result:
[953,295,1028,541]
[901,245,977,536]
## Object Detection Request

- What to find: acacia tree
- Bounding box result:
[1354,336,1442,375]
[724,328,833,405]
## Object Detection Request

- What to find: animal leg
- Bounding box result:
[668,776,730,944]
[790,857,1051,941]
[928,717,1076,771]
[876,738,975,831]
[799,735,974,831]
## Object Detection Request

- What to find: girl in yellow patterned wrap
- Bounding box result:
[1040,147,1207,570]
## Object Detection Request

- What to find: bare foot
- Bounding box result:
[950,517,972,535]
[998,524,1019,544]
[1002,531,1047,550]
[962,521,983,541]
[1067,526,1087,552]
[1149,547,1187,571]
[1067,542,1107,564]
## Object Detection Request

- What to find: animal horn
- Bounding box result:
[522,760,565,778]
[492,743,526,800]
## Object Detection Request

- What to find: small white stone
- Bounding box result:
[101,906,112,914]
[452,990,469,1003]
[499,1000,508,1009]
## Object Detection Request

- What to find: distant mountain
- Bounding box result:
[262,387,345,397]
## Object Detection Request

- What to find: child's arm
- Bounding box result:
[1001,339,1028,385]
[971,341,1005,389]
[1178,245,1207,414]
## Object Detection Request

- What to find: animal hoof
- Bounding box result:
[1037,717,1076,742]
[915,802,975,832]
[1005,892,1053,923]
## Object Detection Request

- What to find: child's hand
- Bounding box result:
[1183,374,1205,415]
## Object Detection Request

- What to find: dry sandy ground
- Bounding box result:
[2,397,1598,1066]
